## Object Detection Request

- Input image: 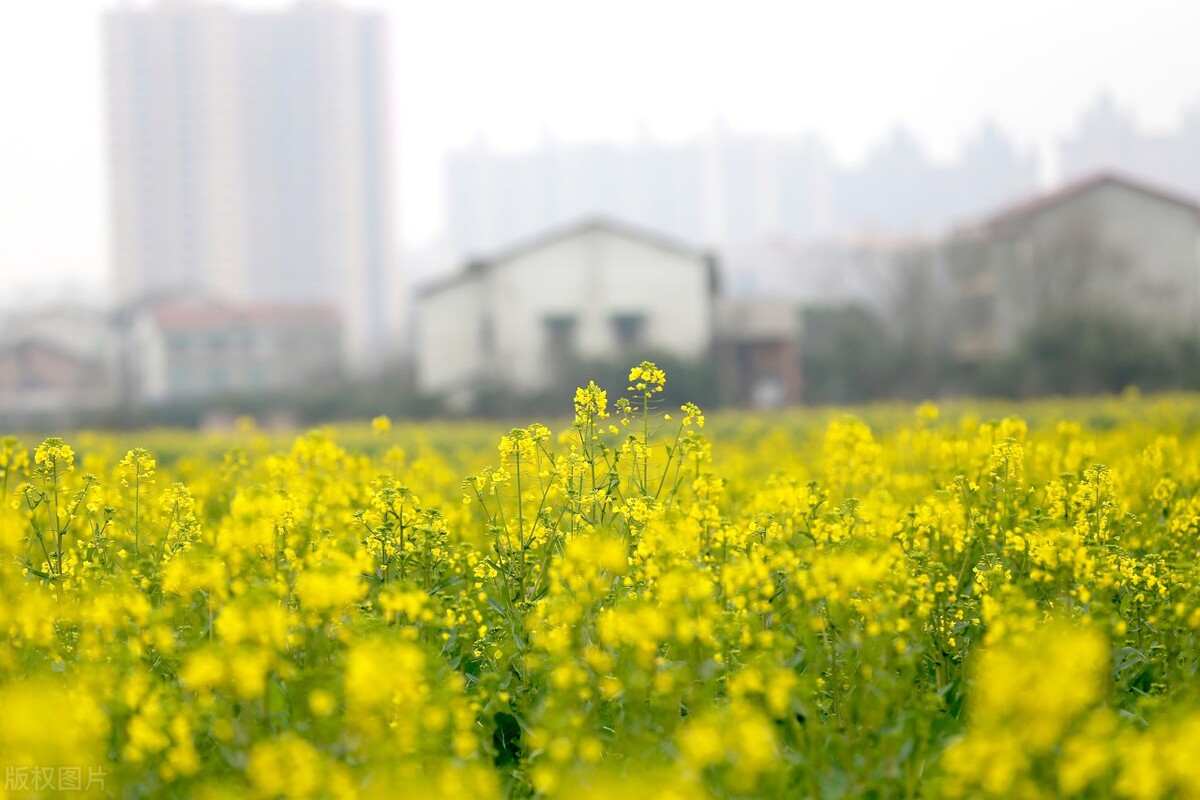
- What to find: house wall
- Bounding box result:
[415,226,714,400]
[130,312,342,404]
[414,279,486,406]
[129,314,170,403]
[0,343,114,424]
[949,183,1200,357]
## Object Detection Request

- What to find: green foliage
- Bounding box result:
[980,311,1200,398]
[471,352,719,419]
[800,306,904,404]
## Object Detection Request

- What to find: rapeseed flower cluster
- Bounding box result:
[3,367,1200,797]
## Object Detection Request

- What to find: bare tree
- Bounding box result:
[1008,214,1129,324]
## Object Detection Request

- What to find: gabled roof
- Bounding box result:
[0,337,100,368]
[969,172,1200,234]
[145,300,340,330]
[418,216,718,298]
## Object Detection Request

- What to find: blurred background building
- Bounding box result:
[415,219,717,411]
[125,297,343,405]
[443,123,1037,258]
[945,174,1200,360]
[103,0,396,370]
[3,2,1200,424]
[1061,96,1200,204]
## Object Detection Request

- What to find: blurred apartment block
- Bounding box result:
[414,169,1200,411]
[1061,96,1200,207]
[717,233,931,317]
[445,123,1036,256]
[3,169,1197,422]
[103,0,396,369]
[944,174,1200,361]
[444,96,1200,264]
[415,219,721,411]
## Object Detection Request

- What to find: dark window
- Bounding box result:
[480,315,495,355]
[543,314,578,366]
[611,313,646,349]
[169,367,190,392]
[962,295,994,331]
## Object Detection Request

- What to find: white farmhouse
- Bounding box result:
[415,218,717,408]
[945,173,1200,360]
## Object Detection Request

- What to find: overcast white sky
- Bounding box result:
[1,0,1198,301]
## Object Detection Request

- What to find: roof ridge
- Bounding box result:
[969,171,1200,232]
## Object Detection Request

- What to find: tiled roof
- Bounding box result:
[418,216,717,298]
[150,303,340,330]
[970,172,1200,233]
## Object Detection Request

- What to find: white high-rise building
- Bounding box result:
[104,1,396,369]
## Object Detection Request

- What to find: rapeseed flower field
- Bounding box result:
[3,363,1200,798]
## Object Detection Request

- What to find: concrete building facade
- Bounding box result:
[1061,95,1200,207]
[945,174,1200,360]
[127,299,342,404]
[415,219,717,409]
[103,1,396,369]
[443,124,1035,258]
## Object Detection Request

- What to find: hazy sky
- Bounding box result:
[1,0,1199,300]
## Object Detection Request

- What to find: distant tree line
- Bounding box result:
[801,304,1200,405]
[69,353,721,430]
[58,300,1200,432]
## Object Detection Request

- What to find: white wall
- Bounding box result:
[415,279,486,403]
[952,181,1200,356]
[1003,184,1200,344]
[416,225,713,399]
